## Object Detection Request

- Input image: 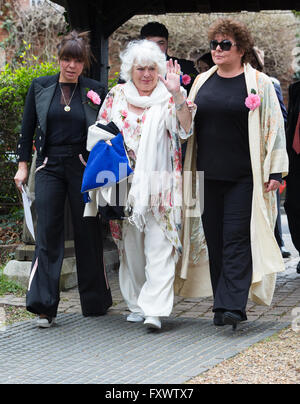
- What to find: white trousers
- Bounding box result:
[119,212,175,317]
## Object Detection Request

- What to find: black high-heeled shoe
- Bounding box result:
[297,261,300,274]
[213,311,225,326]
[223,311,243,330]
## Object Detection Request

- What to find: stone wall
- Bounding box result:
[0,2,8,67]
[0,48,5,68]
[0,0,31,67]
[18,0,30,8]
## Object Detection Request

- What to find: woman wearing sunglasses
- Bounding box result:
[175,18,288,330]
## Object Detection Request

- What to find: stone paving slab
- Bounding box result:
[0,313,289,384]
[0,223,299,384]
[1,259,299,324]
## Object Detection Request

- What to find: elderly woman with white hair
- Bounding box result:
[87,39,195,329]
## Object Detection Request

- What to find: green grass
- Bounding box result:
[3,306,34,325]
[0,265,26,297]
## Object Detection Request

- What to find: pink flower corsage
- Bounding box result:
[85,88,101,110]
[120,110,128,120]
[245,89,261,111]
[181,74,191,86]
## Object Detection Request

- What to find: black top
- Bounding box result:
[194,72,251,181]
[17,74,105,162]
[286,81,300,154]
[46,82,86,146]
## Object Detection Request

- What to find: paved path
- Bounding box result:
[0,313,289,384]
[0,213,299,384]
[1,255,299,325]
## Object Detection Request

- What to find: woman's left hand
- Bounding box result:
[158,59,181,96]
[264,179,281,192]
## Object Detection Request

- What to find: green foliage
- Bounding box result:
[0,45,59,213]
[108,71,120,90]
[0,209,23,245]
[0,45,59,140]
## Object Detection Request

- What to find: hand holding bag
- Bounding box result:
[81,121,133,220]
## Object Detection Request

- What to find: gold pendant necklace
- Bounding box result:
[59,83,78,112]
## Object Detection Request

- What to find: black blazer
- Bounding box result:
[17,74,106,162]
[286,80,300,155]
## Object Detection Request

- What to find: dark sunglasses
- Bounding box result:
[210,40,236,51]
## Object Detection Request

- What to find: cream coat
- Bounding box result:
[175,63,289,306]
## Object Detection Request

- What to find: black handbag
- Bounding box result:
[98,183,127,221]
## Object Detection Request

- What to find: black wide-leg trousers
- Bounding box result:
[26,149,112,318]
[284,153,300,255]
[201,179,253,319]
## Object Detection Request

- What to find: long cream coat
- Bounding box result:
[175,64,289,306]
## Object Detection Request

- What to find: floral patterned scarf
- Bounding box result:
[123,80,172,231]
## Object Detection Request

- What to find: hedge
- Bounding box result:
[0,52,59,213]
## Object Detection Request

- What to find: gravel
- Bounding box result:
[188,327,300,384]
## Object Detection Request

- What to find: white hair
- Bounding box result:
[120,39,167,82]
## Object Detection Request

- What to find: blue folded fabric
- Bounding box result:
[81,132,133,196]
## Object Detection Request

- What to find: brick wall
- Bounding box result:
[0,25,6,43]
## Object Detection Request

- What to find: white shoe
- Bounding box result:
[36,316,55,328]
[144,316,161,329]
[126,313,144,323]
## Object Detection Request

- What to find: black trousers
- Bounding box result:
[26,146,112,317]
[275,189,284,248]
[201,179,253,319]
[284,153,300,255]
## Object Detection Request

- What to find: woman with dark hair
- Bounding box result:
[196,52,214,73]
[14,30,112,328]
[176,19,288,330]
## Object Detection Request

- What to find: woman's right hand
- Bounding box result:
[159,59,181,96]
[14,162,28,191]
